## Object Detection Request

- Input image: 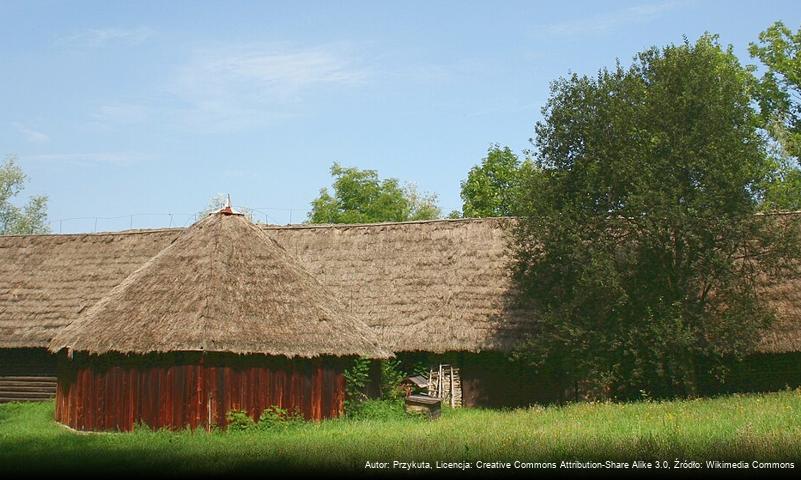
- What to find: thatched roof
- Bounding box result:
[0,228,180,349]
[755,277,801,354]
[47,213,389,358]
[266,218,533,353]
[2,216,801,354]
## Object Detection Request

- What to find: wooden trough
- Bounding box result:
[404,394,441,419]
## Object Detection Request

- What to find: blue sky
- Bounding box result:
[1,1,798,232]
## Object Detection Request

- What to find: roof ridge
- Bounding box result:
[0,227,184,238]
[0,217,509,238]
[260,216,511,230]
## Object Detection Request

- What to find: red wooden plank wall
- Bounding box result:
[55,354,346,432]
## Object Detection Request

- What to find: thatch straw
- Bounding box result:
[0,228,181,349]
[47,213,390,358]
[266,218,534,353]
[757,277,801,353]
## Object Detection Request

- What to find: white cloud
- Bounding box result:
[174,43,367,97]
[165,43,368,131]
[68,42,368,133]
[25,152,151,167]
[57,26,154,47]
[537,1,685,37]
[12,122,50,143]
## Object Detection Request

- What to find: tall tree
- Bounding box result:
[460,145,535,218]
[0,155,49,235]
[512,35,800,400]
[750,21,801,159]
[750,21,801,210]
[762,150,801,211]
[308,163,440,224]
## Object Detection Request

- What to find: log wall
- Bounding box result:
[0,348,57,403]
[54,352,346,431]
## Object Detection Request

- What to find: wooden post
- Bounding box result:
[427,369,433,397]
[438,365,443,400]
[449,365,454,408]
[207,390,212,432]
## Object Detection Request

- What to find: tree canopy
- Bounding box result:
[761,154,801,211]
[750,21,801,159]
[459,145,535,218]
[0,155,49,235]
[511,35,800,400]
[308,163,440,224]
[750,21,801,211]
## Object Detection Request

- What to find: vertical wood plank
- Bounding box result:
[312,363,323,420]
[55,354,347,431]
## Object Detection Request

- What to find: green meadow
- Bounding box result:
[2,391,801,475]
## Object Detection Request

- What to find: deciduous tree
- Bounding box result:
[512,35,800,400]
[750,21,801,210]
[308,163,440,224]
[0,155,49,235]
[750,21,801,159]
[460,145,535,218]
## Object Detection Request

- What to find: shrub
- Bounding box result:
[344,357,371,411]
[132,421,152,433]
[257,406,304,431]
[225,410,255,431]
[380,359,406,400]
[409,360,431,378]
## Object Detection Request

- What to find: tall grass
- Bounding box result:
[1,390,800,474]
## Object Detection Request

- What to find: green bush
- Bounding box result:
[380,360,406,400]
[344,357,433,416]
[344,357,371,411]
[409,360,431,378]
[257,406,304,431]
[132,421,153,433]
[225,410,255,431]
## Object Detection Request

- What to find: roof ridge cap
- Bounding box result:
[261,216,513,230]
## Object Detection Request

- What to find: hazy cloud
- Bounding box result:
[165,42,368,131]
[538,1,685,37]
[12,122,50,143]
[174,43,368,96]
[57,26,154,47]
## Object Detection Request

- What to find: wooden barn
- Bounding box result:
[40,209,388,430]
[2,215,801,415]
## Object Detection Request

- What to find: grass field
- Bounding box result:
[2,391,801,475]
